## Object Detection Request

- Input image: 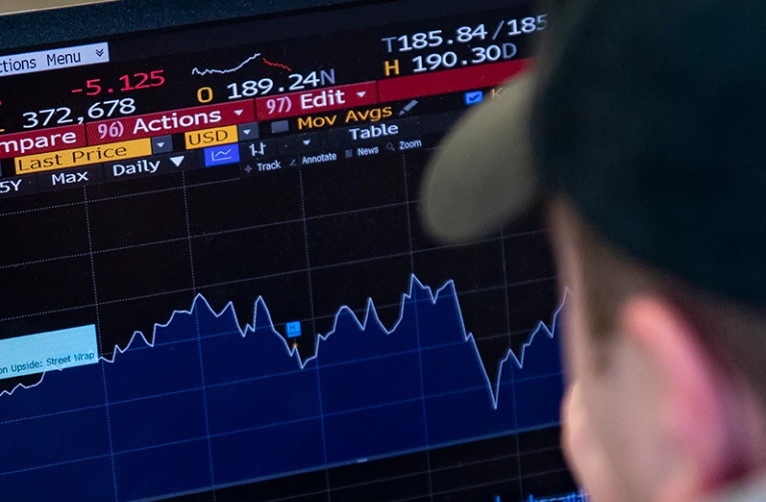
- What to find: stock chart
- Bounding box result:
[0,1,577,500]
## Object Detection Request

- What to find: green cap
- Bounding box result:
[422,0,766,308]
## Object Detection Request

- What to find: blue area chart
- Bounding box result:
[0,277,565,501]
[522,491,590,502]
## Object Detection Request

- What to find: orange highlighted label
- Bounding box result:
[185,126,238,150]
[15,139,152,174]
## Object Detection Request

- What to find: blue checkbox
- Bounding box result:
[464,90,484,106]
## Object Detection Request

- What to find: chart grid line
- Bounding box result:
[83,186,120,502]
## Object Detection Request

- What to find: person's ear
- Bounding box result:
[619,295,740,501]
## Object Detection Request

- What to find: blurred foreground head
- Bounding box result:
[422,1,766,501]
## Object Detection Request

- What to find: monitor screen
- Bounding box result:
[0,1,578,500]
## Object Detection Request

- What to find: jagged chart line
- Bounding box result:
[262,58,293,72]
[524,490,590,502]
[0,276,565,501]
[191,52,263,76]
[1,275,564,407]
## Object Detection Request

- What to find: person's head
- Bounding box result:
[549,195,766,502]
[421,1,766,501]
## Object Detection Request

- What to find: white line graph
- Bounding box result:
[191,52,263,76]
[0,276,565,410]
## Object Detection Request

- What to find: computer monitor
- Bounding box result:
[0,1,578,500]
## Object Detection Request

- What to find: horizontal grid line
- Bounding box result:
[0,200,417,270]
[0,402,563,478]
[0,431,567,498]
[413,466,573,502]
[124,316,542,356]
[0,351,562,427]
[0,198,546,271]
[0,176,242,219]
[1,362,560,431]
[0,242,555,323]
[0,252,92,270]
[0,145,444,220]
[263,445,565,502]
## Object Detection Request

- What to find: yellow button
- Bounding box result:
[15,139,153,174]
[185,126,239,150]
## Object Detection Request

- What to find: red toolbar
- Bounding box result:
[0,125,86,160]
[86,101,256,145]
[256,81,379,121]
[378,59,530,102]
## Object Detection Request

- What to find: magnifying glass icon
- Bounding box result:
[386,142,396,152]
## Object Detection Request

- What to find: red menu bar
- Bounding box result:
[86,100,256,145]
[0,125,87,160]
[378,59,530,103]
[255,81,379,121]
[3,61,533,158]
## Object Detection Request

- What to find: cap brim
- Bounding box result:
[421,72,539,243]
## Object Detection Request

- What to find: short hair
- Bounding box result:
[563,199,766,408]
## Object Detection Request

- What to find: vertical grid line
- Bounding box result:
[297,170,333,502]
[499,227,526,499]
[401,154,436,500]
[83,186,120,501]
[180,172,218,499]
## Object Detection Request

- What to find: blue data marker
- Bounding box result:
[286,321,302,338]
[464,90,484,106]
[204,144,240,167]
